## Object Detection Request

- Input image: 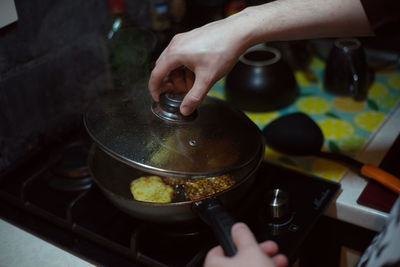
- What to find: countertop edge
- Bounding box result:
[325,102,400,232]
[0,218,95,267]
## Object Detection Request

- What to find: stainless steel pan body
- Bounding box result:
[88,143,264,256]
[88,144,263,224]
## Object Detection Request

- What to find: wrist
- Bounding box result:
[223,6,264,55]
[224,4,284,51]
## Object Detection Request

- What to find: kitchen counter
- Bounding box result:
[208,54,400,233]
[0,218,94,267]
[325,103,400,232]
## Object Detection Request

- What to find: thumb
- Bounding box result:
[231,222,258,251]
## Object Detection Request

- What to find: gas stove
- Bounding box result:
[0,127,340,266]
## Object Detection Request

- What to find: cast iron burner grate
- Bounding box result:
[130,223,214,267]
[49,141,93,191]
[0,131,340,267]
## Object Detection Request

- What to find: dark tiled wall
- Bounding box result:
[0,0,150,171]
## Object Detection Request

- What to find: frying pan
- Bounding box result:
[88,143,265,256]
[84,89,266,256]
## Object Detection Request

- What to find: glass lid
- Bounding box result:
[84,87,263,177]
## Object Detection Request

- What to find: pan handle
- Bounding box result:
[194,198,237,256]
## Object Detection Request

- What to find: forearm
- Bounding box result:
[148,0,375,115]
[227,0,374,48]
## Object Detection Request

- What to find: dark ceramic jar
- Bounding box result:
[323,38,369,101]
[225,45,298,112]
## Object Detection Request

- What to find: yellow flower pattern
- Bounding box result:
[264,145,283,161]
[208,90,225,100]
[368,82,388,99]
[388,74,400,90]
[354,111,386,132]
[246,111,280,126]
[296,96,331,114]
[295,71,318,87]
[376,95,400,110]
[311,159,348,181]
[295,72,311,87]
[207,56,400,183]
[310,57,324,70]
[317,118,354,140]
[339,135,367,154]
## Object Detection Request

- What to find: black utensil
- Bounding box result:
[262,112,400,194]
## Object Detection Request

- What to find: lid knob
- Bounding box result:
[152,92,197,122]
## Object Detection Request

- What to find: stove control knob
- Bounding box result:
[266,188,290,222]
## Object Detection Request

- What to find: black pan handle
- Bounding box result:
[194,198,237,256]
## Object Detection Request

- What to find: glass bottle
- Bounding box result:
[104,0,155,91]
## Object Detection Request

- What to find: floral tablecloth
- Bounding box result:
[209,57,400,181]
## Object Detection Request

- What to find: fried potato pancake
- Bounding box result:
[185,174,235,200]
[130,176,174,203]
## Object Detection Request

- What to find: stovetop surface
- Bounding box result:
[0,132,340,267]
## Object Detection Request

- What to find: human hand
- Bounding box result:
[204,222,288,267]
[148,12,252,115]
[148,0,373,116]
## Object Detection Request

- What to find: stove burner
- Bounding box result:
[48,175,92,191]
[130,222,214,267]
[49,141,93,191]
[136,220,212,240]
[52,142,91,178]
[257,188,296,236]
[268,213,296,236]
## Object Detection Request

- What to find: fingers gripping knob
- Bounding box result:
[152,92,197,122]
